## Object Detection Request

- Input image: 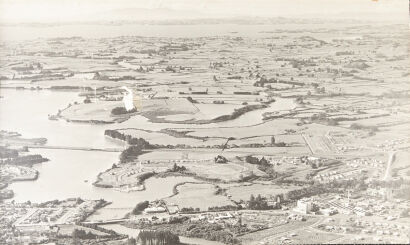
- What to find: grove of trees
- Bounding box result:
[137,230,180,245]
[132,201,149,215]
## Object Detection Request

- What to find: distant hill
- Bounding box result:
[92,8,209,21]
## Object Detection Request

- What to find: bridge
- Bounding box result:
[82,218,130,225]
[27,145,124,152]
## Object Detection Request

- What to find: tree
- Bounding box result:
[271,136,276,145]
[127,237,136,245]
[245,155,259,165]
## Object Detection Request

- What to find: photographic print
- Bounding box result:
[0,0,409,244]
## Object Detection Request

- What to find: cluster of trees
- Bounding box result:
[335,51,354,56]
[105,130,155,148]
[1,154,48,165]
[50,85,86,90]
[245,156,278,179]
[71,229,96,239]
[284,179,369,202]
[137,230,180,245]
[111,106,138,115]
[245,156,269,165]
[131,219,240,245]
[248,194,270,210]
[285,184,329,201]
[127,238,137,245]
[213,104,266,122]
[119,146,143,163]
[165,66,177,72]
[208,205,239,212]
[83,96,91,104]
[132,201,149,215]
[180,207,200,213]
[309,113,339,126]
[254,75,305,88]
[184,223,239,244]
[169,163,187,173]
[138,172,156,184]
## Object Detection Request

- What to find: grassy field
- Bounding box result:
[61,100,123,122]
[164,183,234,210]
[240,216,321,244]
[57,224,110,236]
[223,183,299,202]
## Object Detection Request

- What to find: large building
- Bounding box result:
[293,198,316,214]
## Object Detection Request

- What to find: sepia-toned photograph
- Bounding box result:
[0,0,409,244]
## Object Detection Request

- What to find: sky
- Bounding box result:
[0,0,408,23]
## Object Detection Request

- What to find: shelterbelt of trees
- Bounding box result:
[137,230,180,245]
[105,130,155,148]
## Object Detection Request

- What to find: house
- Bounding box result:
[144,207,166,214]
[166,205,179,214]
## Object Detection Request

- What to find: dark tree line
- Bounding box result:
[119,146,143,163]
[132,201,150,215]
[284,178,369,201]
[208,205,239,212]
[245,156,269,165]
[138,230,180,245]
[71,229,96,239]
[1,154,48,165]
[105,129,155,148]
[111,106,138,115]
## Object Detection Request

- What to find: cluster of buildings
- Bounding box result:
[0,164,37,181]
[267,156,324,166]
[132,211,240,227]
[346,158,384,168]
[313,169,365,183]
[318,217,409,241]
[376,137,410,151]
[19,208,63,224]
[0,203,52,244]
[190,212,238,225]
[0,199,108,243]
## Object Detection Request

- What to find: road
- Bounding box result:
[383,151,397,181]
